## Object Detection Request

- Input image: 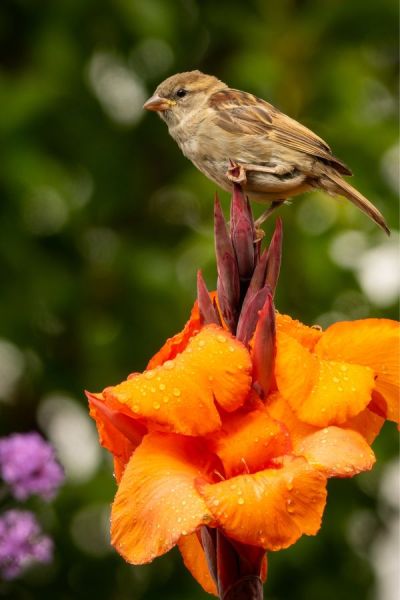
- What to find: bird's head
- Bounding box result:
[143,70,226,126]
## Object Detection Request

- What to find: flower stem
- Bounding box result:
[222,575,263,600]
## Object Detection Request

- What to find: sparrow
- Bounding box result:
[143,70,389,234]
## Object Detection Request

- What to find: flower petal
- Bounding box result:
[87,392,146,482]
[178,533,218,596]
[276,313,322,350]
[343,408,384,444]
[295,426,375,478]
[275,332,375,426]
[199,457,327,551]
[315,319,400,423]
[105,326,252,436]
[111,433,213,564]
[211,408,291,477]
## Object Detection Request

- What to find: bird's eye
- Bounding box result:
[176,88,187,98]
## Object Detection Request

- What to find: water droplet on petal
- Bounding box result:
[145,370,155,379]
[159,383,166,391]
[132,404,139,412]
[198,340,205,348]
[163,396,169,403]
[237,497,245,505]
[173,388,181,397]
[153,402,161,410]
[217,334,226,343]
[164,360,175,370]
[213,499,220,506]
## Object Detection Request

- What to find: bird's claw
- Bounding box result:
[226,160,247,184]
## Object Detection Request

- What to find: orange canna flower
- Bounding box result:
[87,186,399,600]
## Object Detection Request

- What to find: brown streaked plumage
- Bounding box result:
[143,70,389,234]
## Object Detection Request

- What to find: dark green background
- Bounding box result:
[0,1,398,599]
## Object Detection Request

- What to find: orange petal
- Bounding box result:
[343,407,384,444]
[315,319,400,423]
[105,325,252,436]
[87,392,146,481]
[294,426,375,478]
[178,533,218,596]
[211,408,291,477]
[111,433,214,564]
[276,313,322,350]
[266,392,317,445]
[275,332,375,426]
[147,302,202,370]
[199,457,327,551]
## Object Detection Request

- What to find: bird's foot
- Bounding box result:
[226,160,247,185]
[254,200,285,230]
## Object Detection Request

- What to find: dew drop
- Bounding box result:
[237,497,245,505]
[333,377,340,384]
[208,375,214,382]
[164,360,175,370]
[217,334,226,343]
[173,387,181,397]
[228,345,235,352]
[145,370,155,379]
[338,386,344,392]
[150,387,156,393]
[153,402,161,410]
[163,396,169,404]
[198,339,206,348]
[213,499,220,506]
[159,383,166,391]
[132,404,139,412]
[340,365,348,373]
[177,517,182,523]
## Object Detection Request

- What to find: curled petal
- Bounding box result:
[199,457,327,551]
[275,332,375,426]
[315,319,400,423]
[211,408,290,478]
[105,326,252,436]
[178,533,218,596]
[87,392,146,481]
[236,284,271,346]
[111,433,214,564]
[343,408,384,444]
[276,313,322,350]
[295,426,375,478]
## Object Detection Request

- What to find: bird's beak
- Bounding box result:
[143,95,176,112]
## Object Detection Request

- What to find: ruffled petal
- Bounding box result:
[276,313,322,350]
[111,433,214,564]
[266,392,317,445]
[294,426,375,478]
[105,325,252,436]
[199,457,327,551]
[315,319,400,423]
[275,332,375,426]
[87,392,146,482]
[178,533,218,596]
[210,408,291,477]
[343,408,384,444]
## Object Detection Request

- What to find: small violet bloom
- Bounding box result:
[0,509,53,579]
[0,432,64,501]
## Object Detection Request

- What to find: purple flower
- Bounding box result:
[0,432,64,501]
[0,509,53,579]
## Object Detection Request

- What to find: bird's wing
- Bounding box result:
[209,88,352,176]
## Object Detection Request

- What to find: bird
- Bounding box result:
[143,70,389,235]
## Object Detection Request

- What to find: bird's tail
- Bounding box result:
[321,171,390,235]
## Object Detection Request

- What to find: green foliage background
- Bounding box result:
[0,1,398,599]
